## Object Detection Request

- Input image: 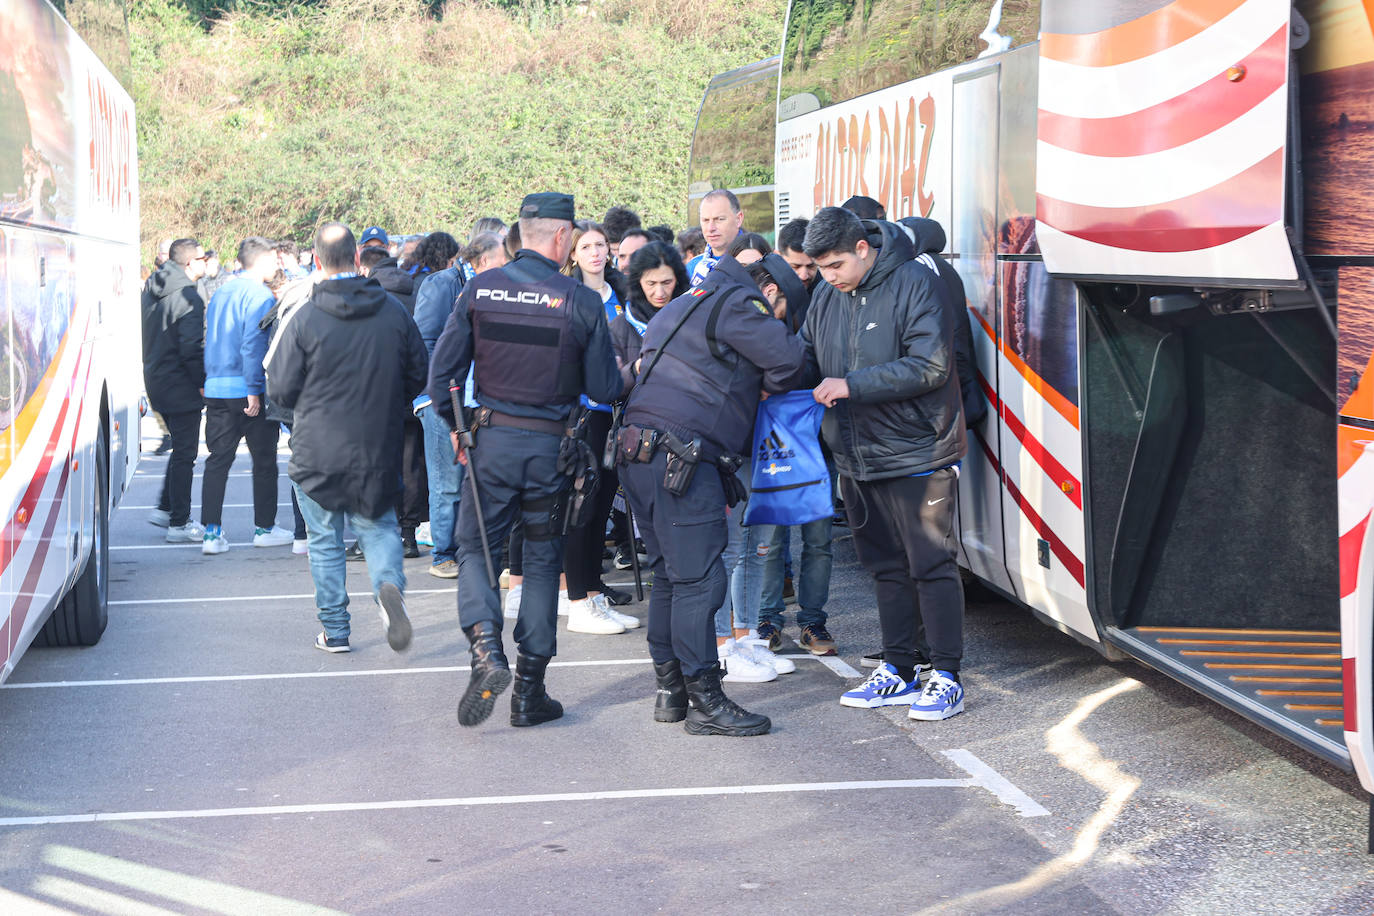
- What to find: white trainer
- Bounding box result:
[566,597,625,635]
[201,531,229,554]
[504,584,523,618]
[742,636,795,674]
[593,594,641,629]
[719,638,778,683]
[253,525,294,548]
[147,509,170,528]
[292,538,309,555]
[557,590,573,616]
[165,522,204,543]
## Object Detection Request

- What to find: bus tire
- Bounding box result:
[35,433,109,647]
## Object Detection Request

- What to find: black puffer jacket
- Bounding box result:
[369,257,418,314]
[899,217,987,427]
[140,262,206,415]
[800,220,966,480]
[265,276,428,517]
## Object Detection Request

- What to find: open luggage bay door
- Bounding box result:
[1034,0,1301,286]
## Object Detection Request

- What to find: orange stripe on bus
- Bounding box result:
[967,304,1080,429]
[1039,0,1248,68]
[0,327,75,476]
[1337,423,1370,478]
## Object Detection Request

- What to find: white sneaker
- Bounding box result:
[165,522,204,543]
[719,638,778,683]
[567,597,625,635]
[743,636,795,675]
[593,593,641,629]
[202,531,229,554]
[253,525,294,548]
[557,590,572,617]
[147,509,170,528]
[504,584,523,619]
[292,538,309,555]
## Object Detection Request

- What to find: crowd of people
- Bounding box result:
[138,188,975,735]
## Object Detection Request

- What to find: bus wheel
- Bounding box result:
[36,433,109,647]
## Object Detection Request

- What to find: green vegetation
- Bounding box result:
[129,0,784,254]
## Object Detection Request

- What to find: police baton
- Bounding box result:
[623,498,644,602]
[450,379,498,590]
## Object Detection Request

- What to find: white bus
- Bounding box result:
[687,56,781,240]
[0,0,142,680]
[695,0,1374,817]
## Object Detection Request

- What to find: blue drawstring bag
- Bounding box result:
[744,391,831,526]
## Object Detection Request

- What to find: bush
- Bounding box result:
[129,0,784,253]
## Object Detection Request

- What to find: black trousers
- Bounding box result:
[621,451,727,677]
[841,468,964,673]
[398,415,428,531]
[564,410,618,600]
[201,398,280,530]
[156,408,203,527]
[457,426,568,658]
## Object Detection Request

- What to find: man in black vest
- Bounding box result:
[429,192,624,729]
[617,255,807,737]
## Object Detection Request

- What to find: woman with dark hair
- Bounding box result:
[609,241,687,368]
[558,221,639,634]
[412,231,460,277]
[726,232,773,266]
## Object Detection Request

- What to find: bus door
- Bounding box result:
[964,46,1098,644]
[949,63,1014,598]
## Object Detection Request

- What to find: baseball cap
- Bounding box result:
[519,192,575,222]
[359,226,389,247]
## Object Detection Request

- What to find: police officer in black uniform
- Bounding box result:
[617,254,806,736]
[429,192,624,729]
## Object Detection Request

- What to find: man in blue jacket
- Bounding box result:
[200,236,293,555]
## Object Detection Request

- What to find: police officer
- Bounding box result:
[617,254,806,736]
[428,192,624,729]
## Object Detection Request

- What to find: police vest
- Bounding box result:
[469,270,583,406]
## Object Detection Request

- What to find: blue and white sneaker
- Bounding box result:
[840,662,920,708]
[909,670,964,720]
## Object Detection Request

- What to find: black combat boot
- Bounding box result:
[653,658,687,723]
[510,651,564,727]
[683,664,771,737]
[458,621,510,727]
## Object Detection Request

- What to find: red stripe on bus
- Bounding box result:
[1037,25,1287,158]
[1036,148,1284,253]
[1339,512,1369,599]
[976,370,1083,510]
[0,376,79,579]
[1344,657,1358,733]
[974,426,1086,588]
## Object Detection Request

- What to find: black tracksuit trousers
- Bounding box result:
[841,467,964,674]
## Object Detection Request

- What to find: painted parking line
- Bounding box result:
[109,588,455,606]
[0,751,1048,827]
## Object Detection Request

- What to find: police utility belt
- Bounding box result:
[615,425,746,506]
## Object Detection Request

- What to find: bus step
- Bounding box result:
[1110,626,1351,770]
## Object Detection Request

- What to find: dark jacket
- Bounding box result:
[427,249,623,428]
[757,252,811,334]
[608,289,660,368]
[800,220,966,480]
[899,217,987,427]
[265,276,428,517]
[625,255,806,457]
[141,262,206,415]
[369,257,417,314]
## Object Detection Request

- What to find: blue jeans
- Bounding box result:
[758,515,833,630]
[294,484,406,640]
[419,405,464,565]
[715,471,761,638]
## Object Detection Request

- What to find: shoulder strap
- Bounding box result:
[637,288,717,388]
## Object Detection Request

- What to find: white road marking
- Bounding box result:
[818,655,862,678]
[0,772,1028,828]
[943,749,1051,818]
[2,659,654,689]
[119,503,293,511]
[109,588,454,606]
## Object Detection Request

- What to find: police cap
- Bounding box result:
[519,192,575,222]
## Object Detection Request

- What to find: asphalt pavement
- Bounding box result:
[1,442,1373,914]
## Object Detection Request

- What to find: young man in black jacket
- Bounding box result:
[800,207,969,720]
[266,222,429,656]
[141,237,208,542]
